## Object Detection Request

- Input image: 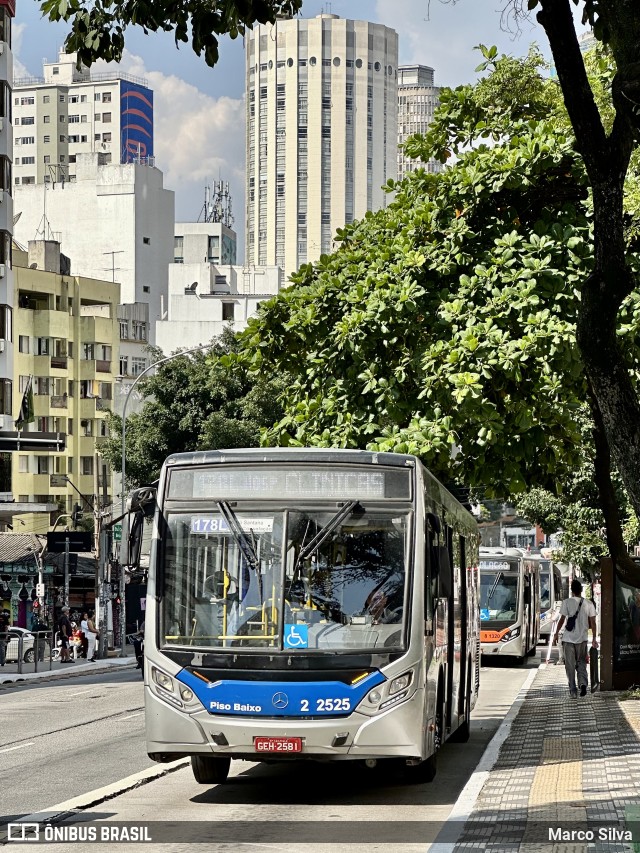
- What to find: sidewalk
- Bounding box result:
[0,651,137,685]
[438,658,640,851]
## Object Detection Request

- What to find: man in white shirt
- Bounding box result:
[554,578,598,698]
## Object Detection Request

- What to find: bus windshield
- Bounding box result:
[161,507,410,652]
[480,569,519,621]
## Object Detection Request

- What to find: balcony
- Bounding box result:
[50,395,68,409]
[50,355,68,370]
[96,398,112,412]
[96,360,111,373]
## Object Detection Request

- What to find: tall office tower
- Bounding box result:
[397,65,442,181]
[245,13,398,277]
[13,49,153,187]
[0,0,14,488]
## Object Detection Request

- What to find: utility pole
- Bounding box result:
[64,535,70,607]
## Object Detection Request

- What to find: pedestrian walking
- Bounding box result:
[0,609,10,666]
[132,620,144,669]
[80,612,90,659]
[553,578,597,697]
[86,610,98,661]
[57,606,74,663]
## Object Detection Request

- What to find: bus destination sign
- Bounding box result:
[169,466,411,501]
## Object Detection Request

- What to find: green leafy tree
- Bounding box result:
[100,331,288,488]
[39,0,303,68]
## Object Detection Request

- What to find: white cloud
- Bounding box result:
[12,23,31,80]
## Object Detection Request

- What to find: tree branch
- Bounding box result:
[536,0,608,174]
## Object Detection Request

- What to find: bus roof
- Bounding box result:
[164,447,416,469]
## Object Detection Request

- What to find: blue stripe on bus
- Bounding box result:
[176,669,386,717]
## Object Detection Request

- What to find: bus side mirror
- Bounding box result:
[120,511,145,570]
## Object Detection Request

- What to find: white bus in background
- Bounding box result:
[479,547,540,661]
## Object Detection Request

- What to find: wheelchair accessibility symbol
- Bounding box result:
[284,624,308,648]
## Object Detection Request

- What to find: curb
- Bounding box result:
[0,759,190,837]
[429,664,540,851]
[0,657,137,686]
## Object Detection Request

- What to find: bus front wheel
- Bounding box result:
[191,754,231,785]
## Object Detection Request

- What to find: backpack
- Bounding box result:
[565,599,583,632]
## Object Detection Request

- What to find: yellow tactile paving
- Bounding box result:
[523,736,587,852]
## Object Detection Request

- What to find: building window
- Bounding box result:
[119,355,128,375]
[102,91,112,103]
[143,237,150,245]
[119,320,128,339]
[53,67,59,76]
[131,357,147,377]
[102,132,111,142]
[222,303,235,321]
[18,455,28,473]
[37,457,50,475]
[174,236,183,263]
[18,335,29,353]
[81,457,93,476]
[132,321,147,341]
[68,114,80,123]
[142,285,150,293]
[20,137,35,145]
[102,113,111,123]
[43,115,50,124]
[43,95,50,104]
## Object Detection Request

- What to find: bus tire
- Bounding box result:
[191,754,231,785]
[405,753,437,784]
[449,667,472,744]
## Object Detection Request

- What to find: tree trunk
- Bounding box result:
[536,0,640,584]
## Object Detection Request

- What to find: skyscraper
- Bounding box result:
[245,13,398,277]
[397,65,442,181]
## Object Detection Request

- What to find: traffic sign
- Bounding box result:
[113,523,122,542]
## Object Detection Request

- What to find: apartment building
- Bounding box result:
[13,49,153,186]
[12,239,119,524]
[397,65,442,180]
[155,221,282,354]
[245,13,398,278]
[0,0,15,498]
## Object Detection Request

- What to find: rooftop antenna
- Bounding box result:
[198,180,234,228]
[34,182,57,242]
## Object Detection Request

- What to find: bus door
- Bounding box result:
[444,525,458,730]
[522,567,534,651]
[456,535,468,719]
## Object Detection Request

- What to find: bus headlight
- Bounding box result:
[500,627,521,643]
[389,672,412,695]
[368,690,383,705]
[153,668,174,692]
[179,686,194,702]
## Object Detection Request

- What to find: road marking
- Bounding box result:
[0,741,35,754]
[4,759,190,828]
[119,712,144,720]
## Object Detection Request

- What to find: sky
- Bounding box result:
[13,0,579,250]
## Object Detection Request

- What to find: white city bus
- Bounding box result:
[122,448,480,785]
[479,547,540,660]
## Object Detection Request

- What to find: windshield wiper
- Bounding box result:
[487,571,503,602]
[217,499,261,578]
[293,501,360,574]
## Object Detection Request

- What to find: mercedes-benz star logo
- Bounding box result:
[272,692,289,709]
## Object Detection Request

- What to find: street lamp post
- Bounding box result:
[118,345,210,656]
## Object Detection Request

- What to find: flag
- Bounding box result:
[15,375,34,430]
